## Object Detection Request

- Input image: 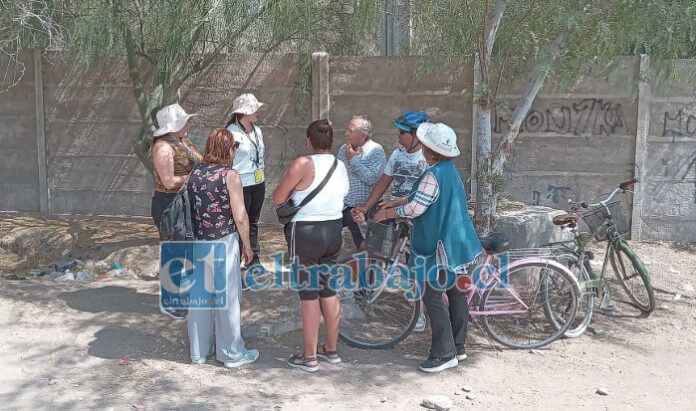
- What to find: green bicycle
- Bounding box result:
[543,178,655,338]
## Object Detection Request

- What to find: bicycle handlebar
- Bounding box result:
[569,178,638,211]
[619,178,638,190]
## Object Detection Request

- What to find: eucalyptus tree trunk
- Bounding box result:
[474,104,495,236]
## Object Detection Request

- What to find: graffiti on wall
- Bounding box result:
[663,107,696,138]
[494,99,628,136]
[531,184,572,206]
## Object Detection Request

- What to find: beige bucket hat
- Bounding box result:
[231,93,266,115]
[416,122,461,157]
[153,103,196,137]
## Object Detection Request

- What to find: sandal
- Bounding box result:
[316,345,342,364]
[287,354,319,372]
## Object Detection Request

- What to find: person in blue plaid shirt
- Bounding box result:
[337,115,386,251]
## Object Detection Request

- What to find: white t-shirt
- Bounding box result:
[291,154,349,222]
[383,148,429,199]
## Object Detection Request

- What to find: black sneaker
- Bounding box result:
[419,356,458,373]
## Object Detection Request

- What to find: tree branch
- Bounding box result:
[492,0,537,100]
[124,27,148,121]
[485,0,507,62]
[181,0,282,85]
[491,36,566,175]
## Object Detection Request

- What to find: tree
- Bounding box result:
[67,0,379,171]
[1,0,380,171]
[0,0,67,92]
[409,0,696,234]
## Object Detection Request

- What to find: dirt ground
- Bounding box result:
[1,214,695,410]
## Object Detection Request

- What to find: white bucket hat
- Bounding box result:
[153,103,196,137]
[231,93,266,115]
[416,122,461,157]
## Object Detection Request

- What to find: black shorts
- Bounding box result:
[342,207,365,248]
[284,219,343,301]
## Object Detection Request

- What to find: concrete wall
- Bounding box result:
[0,52,40,213]
[1,51,696,241]
[499,58,640,218]
[329,56,473,178]
[640,60,696,242]
[30,52,311,220]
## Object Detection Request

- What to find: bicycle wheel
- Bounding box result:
[542,258,595,338]
[337,255,421,349]
[480,260,578,349]
[609,240,655,314]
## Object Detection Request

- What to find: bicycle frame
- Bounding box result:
[545,182,636,297]
[369,234,580,316]
[467,253,581,316]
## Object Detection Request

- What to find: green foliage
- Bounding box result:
[64,0,380,168]
[411,0,696,98]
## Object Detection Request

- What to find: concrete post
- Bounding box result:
[470,53,481,197]
[311,52,330,120]
[631,55,651,240]
[34,48,49,216]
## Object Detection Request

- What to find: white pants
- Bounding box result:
[187,232,246,363]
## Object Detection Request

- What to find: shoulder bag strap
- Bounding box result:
[178,169,194,238]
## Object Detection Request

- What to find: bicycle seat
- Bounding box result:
[480,233,511,254]
[552,213,578,226]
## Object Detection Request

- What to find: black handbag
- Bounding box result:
[159,181,194,241]
[276,158,338,225]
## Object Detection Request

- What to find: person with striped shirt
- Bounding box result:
[371,122,483,373]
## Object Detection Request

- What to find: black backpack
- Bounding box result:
[159,183,194,241]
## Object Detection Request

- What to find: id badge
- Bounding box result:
[254,168,264,184]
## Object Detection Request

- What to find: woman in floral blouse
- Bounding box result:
[185,128,259,368]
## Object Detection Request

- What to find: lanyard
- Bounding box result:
[239,123,261,167]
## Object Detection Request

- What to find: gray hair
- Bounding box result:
[351,115,374,138]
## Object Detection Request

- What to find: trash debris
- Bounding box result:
[48,378,57,386]
[596,388,609,396]
[54,258,84,273]
[53,271,75,282]
[28,269,42,278]
[118,356,129,366]
[132,404,145,410]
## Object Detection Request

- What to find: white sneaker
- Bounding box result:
[414,312,427,332]
[224,349,259,368]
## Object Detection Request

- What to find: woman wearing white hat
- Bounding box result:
[151,103,203,320]
[225,93,267,269]
[151,103,203,233]
[374,122,483,373]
